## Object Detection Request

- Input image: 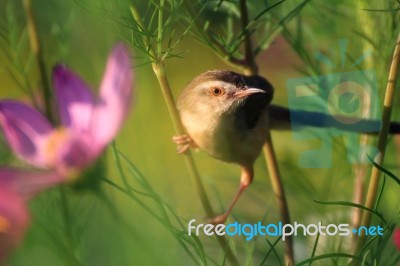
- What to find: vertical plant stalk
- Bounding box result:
[351,164,365,240]
[239,0,258,76]
[151,65,238,265]
[151,64,214,215]
[22,0,54,123]
[355,32,400,254]
[351,2,375,250]
[23,1,78,263]
[130,4,239,265]
[239,0,294,265]
[262,135,294,265]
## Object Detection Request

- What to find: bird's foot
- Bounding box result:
[172,134,197,154]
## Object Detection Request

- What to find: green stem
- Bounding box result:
[111,142,171,224]
[111,142,132,195]
[151,64,214,214]
[109,145,206,265]
[151,64,238,265]
[131,2,215,218]
[59,187,80,266]
[22,0,54,123]
[238,1,294,265]
[354,32,400,257]
[239,0,258,75]
[262,135,294,266]
[157,0,164,55]
[23,1,78,264]
[130,5,239,265]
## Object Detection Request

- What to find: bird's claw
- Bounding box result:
[172,134,196,154]
[172,135,193,145]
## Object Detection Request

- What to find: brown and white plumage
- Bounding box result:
[176,70,273,223]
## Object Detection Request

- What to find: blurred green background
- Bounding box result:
[0,0,399,265]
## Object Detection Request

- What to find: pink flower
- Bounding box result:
[0,44,133,176]
[394,228,400,251]
[0,168,63,260]
[0,44,132,259]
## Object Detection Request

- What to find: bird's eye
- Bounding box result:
[210,87,223,96]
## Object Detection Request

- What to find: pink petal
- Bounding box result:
[0,101,53,167]
[0,168,64,260]
[91,44,133,148]
[394,228,400,251]
[0,188,29,261]
[0,168,65,200]
[53,65,95,133]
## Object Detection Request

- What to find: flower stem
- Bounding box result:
[354,32,400,256]
[22,0,54,123]
[239,0,294,264]
[23,1,78,263]
[59,187,80,266]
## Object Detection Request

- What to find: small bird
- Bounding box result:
[174,70,400,224]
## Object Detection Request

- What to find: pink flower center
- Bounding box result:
[0,215,10,234]
[44,128,81,180]
[45,127,70,165]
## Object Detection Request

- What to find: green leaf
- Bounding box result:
[314,200,387,225]
[367,155,400,186]
[296,253,357,265]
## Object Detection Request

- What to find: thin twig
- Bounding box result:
[262,135,294,266]
[238,0,294,265]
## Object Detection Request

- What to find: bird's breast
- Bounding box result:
[180,108,269,166]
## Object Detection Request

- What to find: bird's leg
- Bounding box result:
[207,166,254,224]
[172,134,198,154]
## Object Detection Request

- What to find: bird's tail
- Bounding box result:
[269,105,400,134]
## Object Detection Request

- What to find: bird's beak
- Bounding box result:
[233,87,265,98]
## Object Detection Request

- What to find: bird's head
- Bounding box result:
[177,70,273,117]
